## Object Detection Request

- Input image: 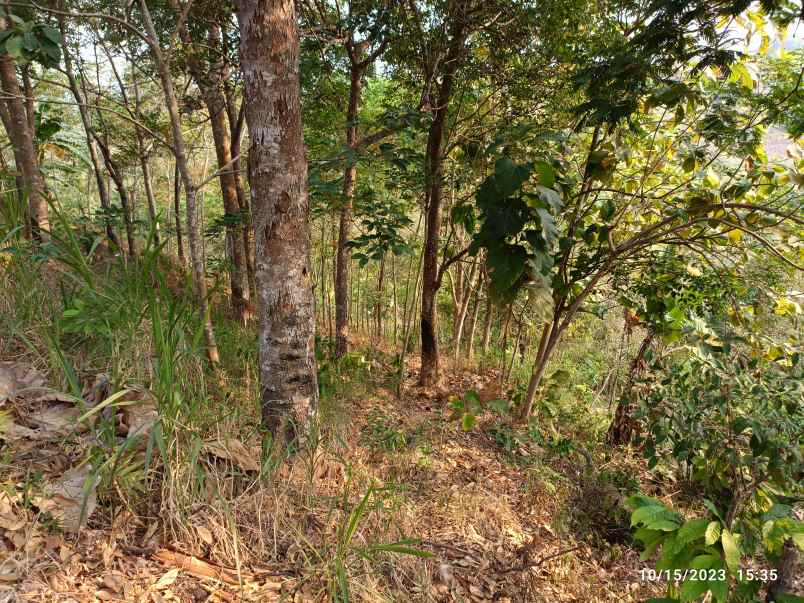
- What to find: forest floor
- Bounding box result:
[0,344,675,603]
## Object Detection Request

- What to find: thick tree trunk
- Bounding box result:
[235,0,318,443]
[335,63,362,357]
[139,0,219,364]
[606,332,653,446]
[0,38,48,239]
[419,1,468,386]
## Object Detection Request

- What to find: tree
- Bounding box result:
[0,8,55,239]
[235,0,318,444]
[174,6,250,322]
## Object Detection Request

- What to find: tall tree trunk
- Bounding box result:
[235,0,318,443]
[375,253,386,339]
[93,131,136,258]
[0,29,49,239]
[139,0,219,363]
[139,152,160,245]
[335,62,362,357]
[222,24,256,301]
[177,20,249,321]
[419,1,469,386]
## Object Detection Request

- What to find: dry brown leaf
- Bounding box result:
[0,362,47,403]
[152,568,180,591]
[0,511,25,532]
[151,549,255,585]
[202,438,260,472]
[33,466,98,532]
[118,389,158,439]
[195,525,214,546]
[28,404,83,435]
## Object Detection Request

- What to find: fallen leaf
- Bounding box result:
[202,438,260,472]
[152,549,255,585]
[0,362,47,403]
[34,466,99,532]
[195,525,214,546]
[118,389,158,440]
[152,568,180,591]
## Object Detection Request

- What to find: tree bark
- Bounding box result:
[177,19,249,322]
[452,259,477,359]
[173,161,185,264]
[0,29,49,239]
[481,290,494,355]
[131,66,160,247]
[334,61,362,358]
[465,285,481,359]
[419,0,469,386]
[58,23,120,249]
[766,538,797,602]
[606,331,653,446]
[235,0,318,443]
[138,0,219,363]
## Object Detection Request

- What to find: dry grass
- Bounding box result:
[0,255,671,603]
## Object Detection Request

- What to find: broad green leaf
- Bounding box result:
[704,521,721,546]
[721,529,741,574]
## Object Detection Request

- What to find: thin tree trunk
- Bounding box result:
[335,62,362,358]
[176,19,248,321]
[0,24,48,238]
[481,291,494,355]
[131,66,160,246]
[452,259,477,359]
[419,1,469,386]
[173,161,185,265]
[235,0,318,443]
[375,253,385,339]
[57,22,120,249]
[139,0,218,363]
[465,286,481,359]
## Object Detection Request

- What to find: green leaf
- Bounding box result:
[721,529,741,574]
[5,35,23,58]
[631,504,681,530]
[461,412,476,431]
[366,542,434,558]
[677,518,709,545]
[534,160,556,188]
[702,500,724,522]
[775,595,804,603]
[704,521,721,546]
[680,578,710,602]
